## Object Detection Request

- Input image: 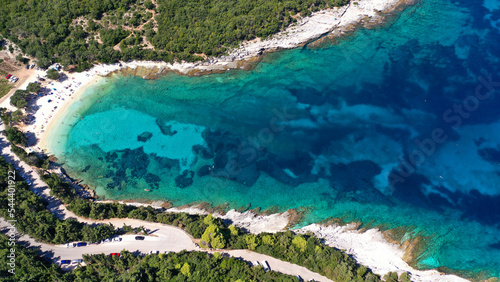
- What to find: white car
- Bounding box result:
[261,260,270,271]
[149,250,159,255]
[71,259,83,264]
[65,243,76,248]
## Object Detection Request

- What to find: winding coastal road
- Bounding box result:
[0,123,332,282]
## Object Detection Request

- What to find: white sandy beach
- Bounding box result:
[0,0,473,280]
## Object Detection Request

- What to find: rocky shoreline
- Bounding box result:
[103,0,413,78]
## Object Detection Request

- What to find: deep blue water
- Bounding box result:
[46,0,500,277]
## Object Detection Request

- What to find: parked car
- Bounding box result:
[65,243,76,248]
[149,250,159,255]
[135,236,145,241]
[59,260,71,265]
[261,260,270,271]
[110,253,120,257]
[112,237,122,242]
[5,74,12,79]
[76,242,87,247]
[71,259,83,264]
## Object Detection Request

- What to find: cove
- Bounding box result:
[46,0,500,277]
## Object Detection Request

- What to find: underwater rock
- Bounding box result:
[289,87,328,106]
[105,151,118,162]
[175,170,195,188]
[272,151,315,177]
[257,159,302,187]
[155,119,177,136]
[150,154,178,170]
[328,160,382,192]
[120,147,150,178]
[198,165,213,177]
[234,162,260,186]
[192,144,214,159]
[144,172,161,183]
[81,165,91,173]
[137,131,153,142]
[477,146,500,164]
[213,152,228,169]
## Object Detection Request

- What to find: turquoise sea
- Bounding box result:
[45,0,500,278]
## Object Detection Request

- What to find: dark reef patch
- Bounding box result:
[328,160,382,192]
[156,119,178,136]
[137,131,153,142]
[175,170,195,188]
[477,146,500,165]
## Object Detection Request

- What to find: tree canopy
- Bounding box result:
[9,90,29,109]
[27,82,41,93]
[0,0,349,70]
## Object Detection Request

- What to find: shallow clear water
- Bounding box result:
[46,0,500,277]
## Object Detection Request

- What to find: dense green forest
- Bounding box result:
[0,0,349,70]
[77,250,299,281]
[0,235,65,281]
[0,157,116,244]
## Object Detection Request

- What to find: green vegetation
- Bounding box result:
[2,126,27,146]
[9,89,29,109]
[153,0,348,57]
[0,157,117,244]
[10,144,50,168]
[232,232,381,281]
[0,235,66,281]
[26,82,41,93]
[78,250,298,281]
[63,196,381,281]
[384,271,412,282]
[46,69,60,80]
[0,80,12,99]
[15,54,29,64]
[0,0,349,70]
[201,223,226,249]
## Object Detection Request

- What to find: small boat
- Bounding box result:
[144,189,151,192]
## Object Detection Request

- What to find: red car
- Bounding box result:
[5,74,12,79]
[110,253,120,257]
